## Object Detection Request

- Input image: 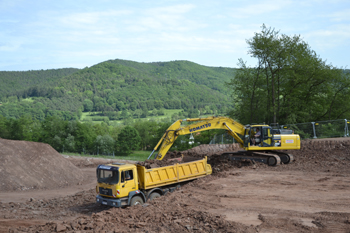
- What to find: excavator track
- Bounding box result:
[266,151,294,164]
[221,151,293,166]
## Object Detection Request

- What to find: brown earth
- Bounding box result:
[0,138,84,191]
[1,138,350,232]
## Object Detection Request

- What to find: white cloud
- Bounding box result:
[329,9,350,22]
[229,0,292,18]
[57,10,132,28]
[305,24,350,50]
[127,4,203,33]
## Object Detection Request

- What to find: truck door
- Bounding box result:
[119,169,137,198]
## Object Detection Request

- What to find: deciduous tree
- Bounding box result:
[228,24,350,125]
[116,125,141,155]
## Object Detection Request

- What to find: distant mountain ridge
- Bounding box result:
[0,68,79,99]
[0,59,236,121]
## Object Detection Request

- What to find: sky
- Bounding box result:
[1,0,349,71]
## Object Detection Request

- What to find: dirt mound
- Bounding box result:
[66,156,136,168]
[183,143,241,156]
[137,156,201,168]
[0,138,84,191]
[137,158,181,168]
[10,188,255,233]
[274,139,350,173]
[163,144,242,160]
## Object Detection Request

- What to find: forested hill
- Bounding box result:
[0,68,79,100]
[0,60,236,121]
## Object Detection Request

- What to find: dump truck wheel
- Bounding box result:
[149,192,161,201]
[130,196,144,206]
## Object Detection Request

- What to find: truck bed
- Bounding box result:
[137,157,212,190]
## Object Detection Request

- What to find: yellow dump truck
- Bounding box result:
[96,157,212,207]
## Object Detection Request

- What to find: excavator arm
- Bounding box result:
[148,116,246,160]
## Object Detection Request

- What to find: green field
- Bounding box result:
[22,97,35,102]
[80,109,184,124]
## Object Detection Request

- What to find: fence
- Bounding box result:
[281,119,349,139]
[209,119,349,143]
[209,132,236,144]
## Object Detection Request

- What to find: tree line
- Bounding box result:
[0,115,222,155]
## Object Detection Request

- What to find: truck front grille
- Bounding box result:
[99,187,113,196]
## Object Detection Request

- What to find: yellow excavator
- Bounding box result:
[148,116,300,166]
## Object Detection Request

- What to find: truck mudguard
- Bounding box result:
[147,188,164,200]
[127,190,146,205]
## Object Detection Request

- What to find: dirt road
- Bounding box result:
[1,139,350,232]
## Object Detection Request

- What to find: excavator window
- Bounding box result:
[262,127,273,146]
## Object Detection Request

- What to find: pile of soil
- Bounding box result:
[275,138,350,173]
[9,187,254,233]
[137,159,181,168]
[66,156,135,168]
[136,156,199,168]
[0,138,84,191]
[163,144,241,160]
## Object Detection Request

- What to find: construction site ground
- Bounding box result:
[0,138,350,232]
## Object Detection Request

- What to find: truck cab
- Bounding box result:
[96,163,143,207]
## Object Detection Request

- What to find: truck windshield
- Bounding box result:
[97,169,119,184]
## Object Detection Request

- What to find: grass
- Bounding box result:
[22,97,35,102]
[80,109,184,124]
[80,112,92,120]
[62,150,152,161]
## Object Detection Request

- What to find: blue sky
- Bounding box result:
[1,0,349,71]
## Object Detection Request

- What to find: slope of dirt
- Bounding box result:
[280,139,350,173]
[163,143,242,160]
[1,138,350,233]
[0,138,84,191]
[65,155,136,168]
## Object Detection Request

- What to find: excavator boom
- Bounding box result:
[150,116,246,160]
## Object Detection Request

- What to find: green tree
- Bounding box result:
[141,109,149,118]
[64,133,76,152]
[0,115,10,138]
[134,109,142,118]
[228,24,350,125]
[133,120,160,150]
[116,125,141,155]
[75,121,97,154]
[83,99,94,112]
[40,116,67,151]
[96,134,115,155]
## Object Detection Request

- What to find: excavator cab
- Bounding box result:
[244,125,273,148]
